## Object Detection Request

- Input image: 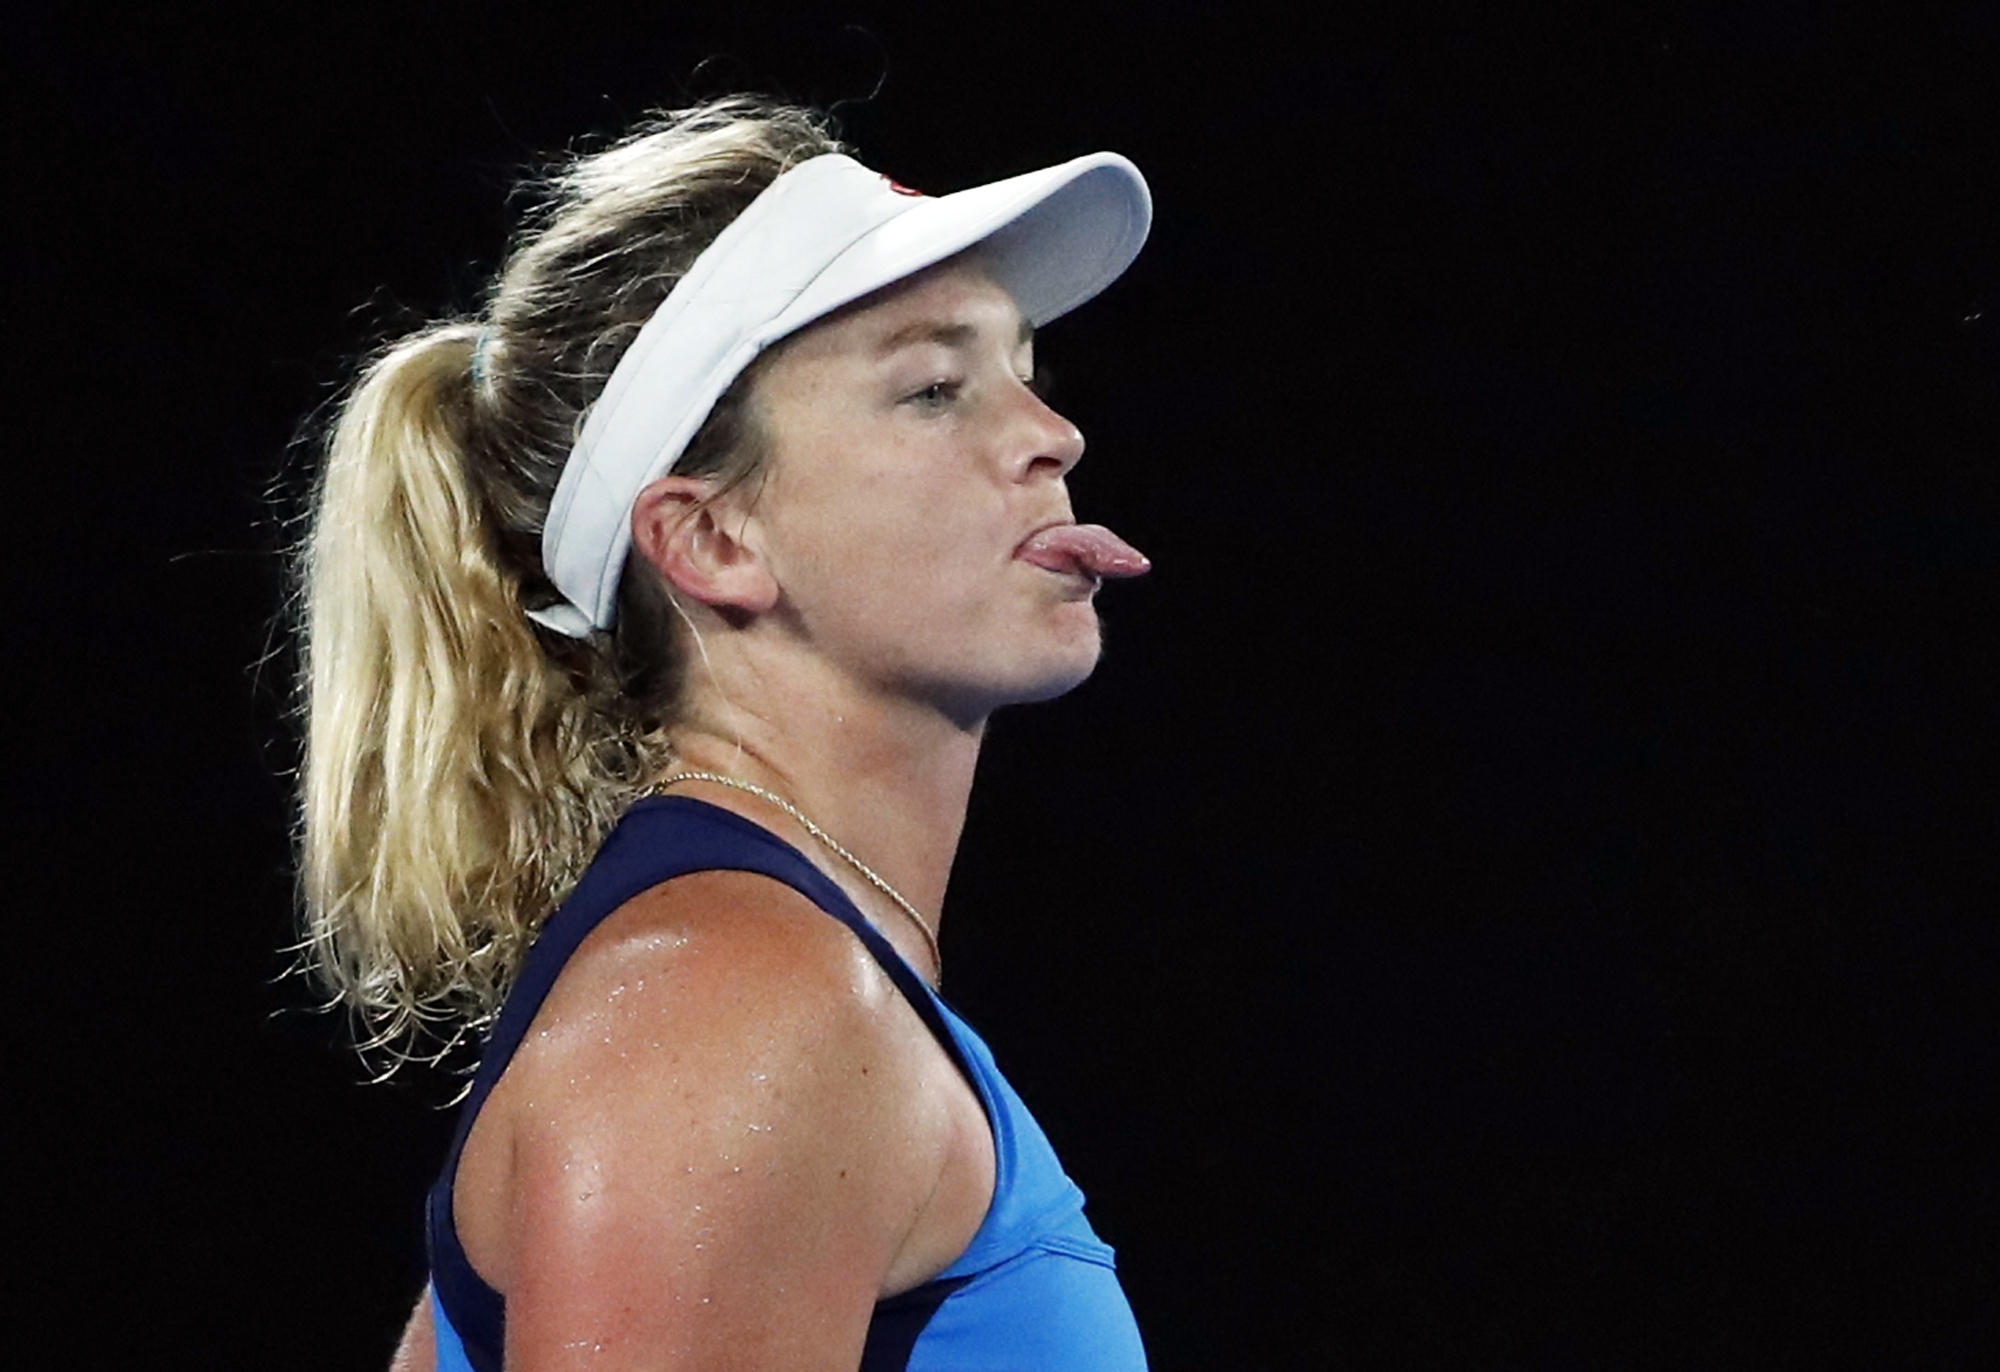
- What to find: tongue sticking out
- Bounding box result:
[1016,524,1151,580]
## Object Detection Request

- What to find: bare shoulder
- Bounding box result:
[501,869,929,1135]
[490,867,938,1217]
[529,867,906,1055]
[460,869,965,1369]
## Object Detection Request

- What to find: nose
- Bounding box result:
[1012,383,1085,481]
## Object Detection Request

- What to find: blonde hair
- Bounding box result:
[298,99,843,1064]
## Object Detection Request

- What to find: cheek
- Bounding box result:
[760,423,1003,601]
[766,480,961,620]
[849,464,996,573]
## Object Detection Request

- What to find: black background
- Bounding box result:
[14,2,1997,1367]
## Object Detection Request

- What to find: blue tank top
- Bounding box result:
[425,796,1147,1371]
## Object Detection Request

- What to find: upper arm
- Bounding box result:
[492,873,949,1371]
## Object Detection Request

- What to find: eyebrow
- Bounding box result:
[874,316,1035,356]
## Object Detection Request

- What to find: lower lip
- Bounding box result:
[1015,548,1098,578]
[1019,559,1102,601]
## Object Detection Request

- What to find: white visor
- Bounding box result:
[530,150,1153,636]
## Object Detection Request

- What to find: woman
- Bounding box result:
[301,98,1152,1371]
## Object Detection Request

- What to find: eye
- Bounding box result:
[905,379,961,409]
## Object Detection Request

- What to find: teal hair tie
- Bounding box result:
[470,328,495,388]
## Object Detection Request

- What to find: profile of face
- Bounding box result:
[744,257,1107,726]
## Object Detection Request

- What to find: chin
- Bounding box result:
[997,619,1106,706]
[927,620,1104,724]
[1027,648,1104,700]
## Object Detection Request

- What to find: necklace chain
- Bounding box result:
[652,771,941,979]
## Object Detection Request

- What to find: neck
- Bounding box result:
[663,652,985,977]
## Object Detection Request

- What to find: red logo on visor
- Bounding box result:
[883,176,927,197]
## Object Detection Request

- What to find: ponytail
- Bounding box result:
[301,326,639,1055]
[297,99,840,1064]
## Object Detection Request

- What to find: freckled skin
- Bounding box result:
[747,264,1100,725]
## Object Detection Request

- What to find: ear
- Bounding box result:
[628,475,779,615]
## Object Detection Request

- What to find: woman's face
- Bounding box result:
[744,256,1104,725]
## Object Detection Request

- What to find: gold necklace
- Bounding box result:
[653,771,942,979]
